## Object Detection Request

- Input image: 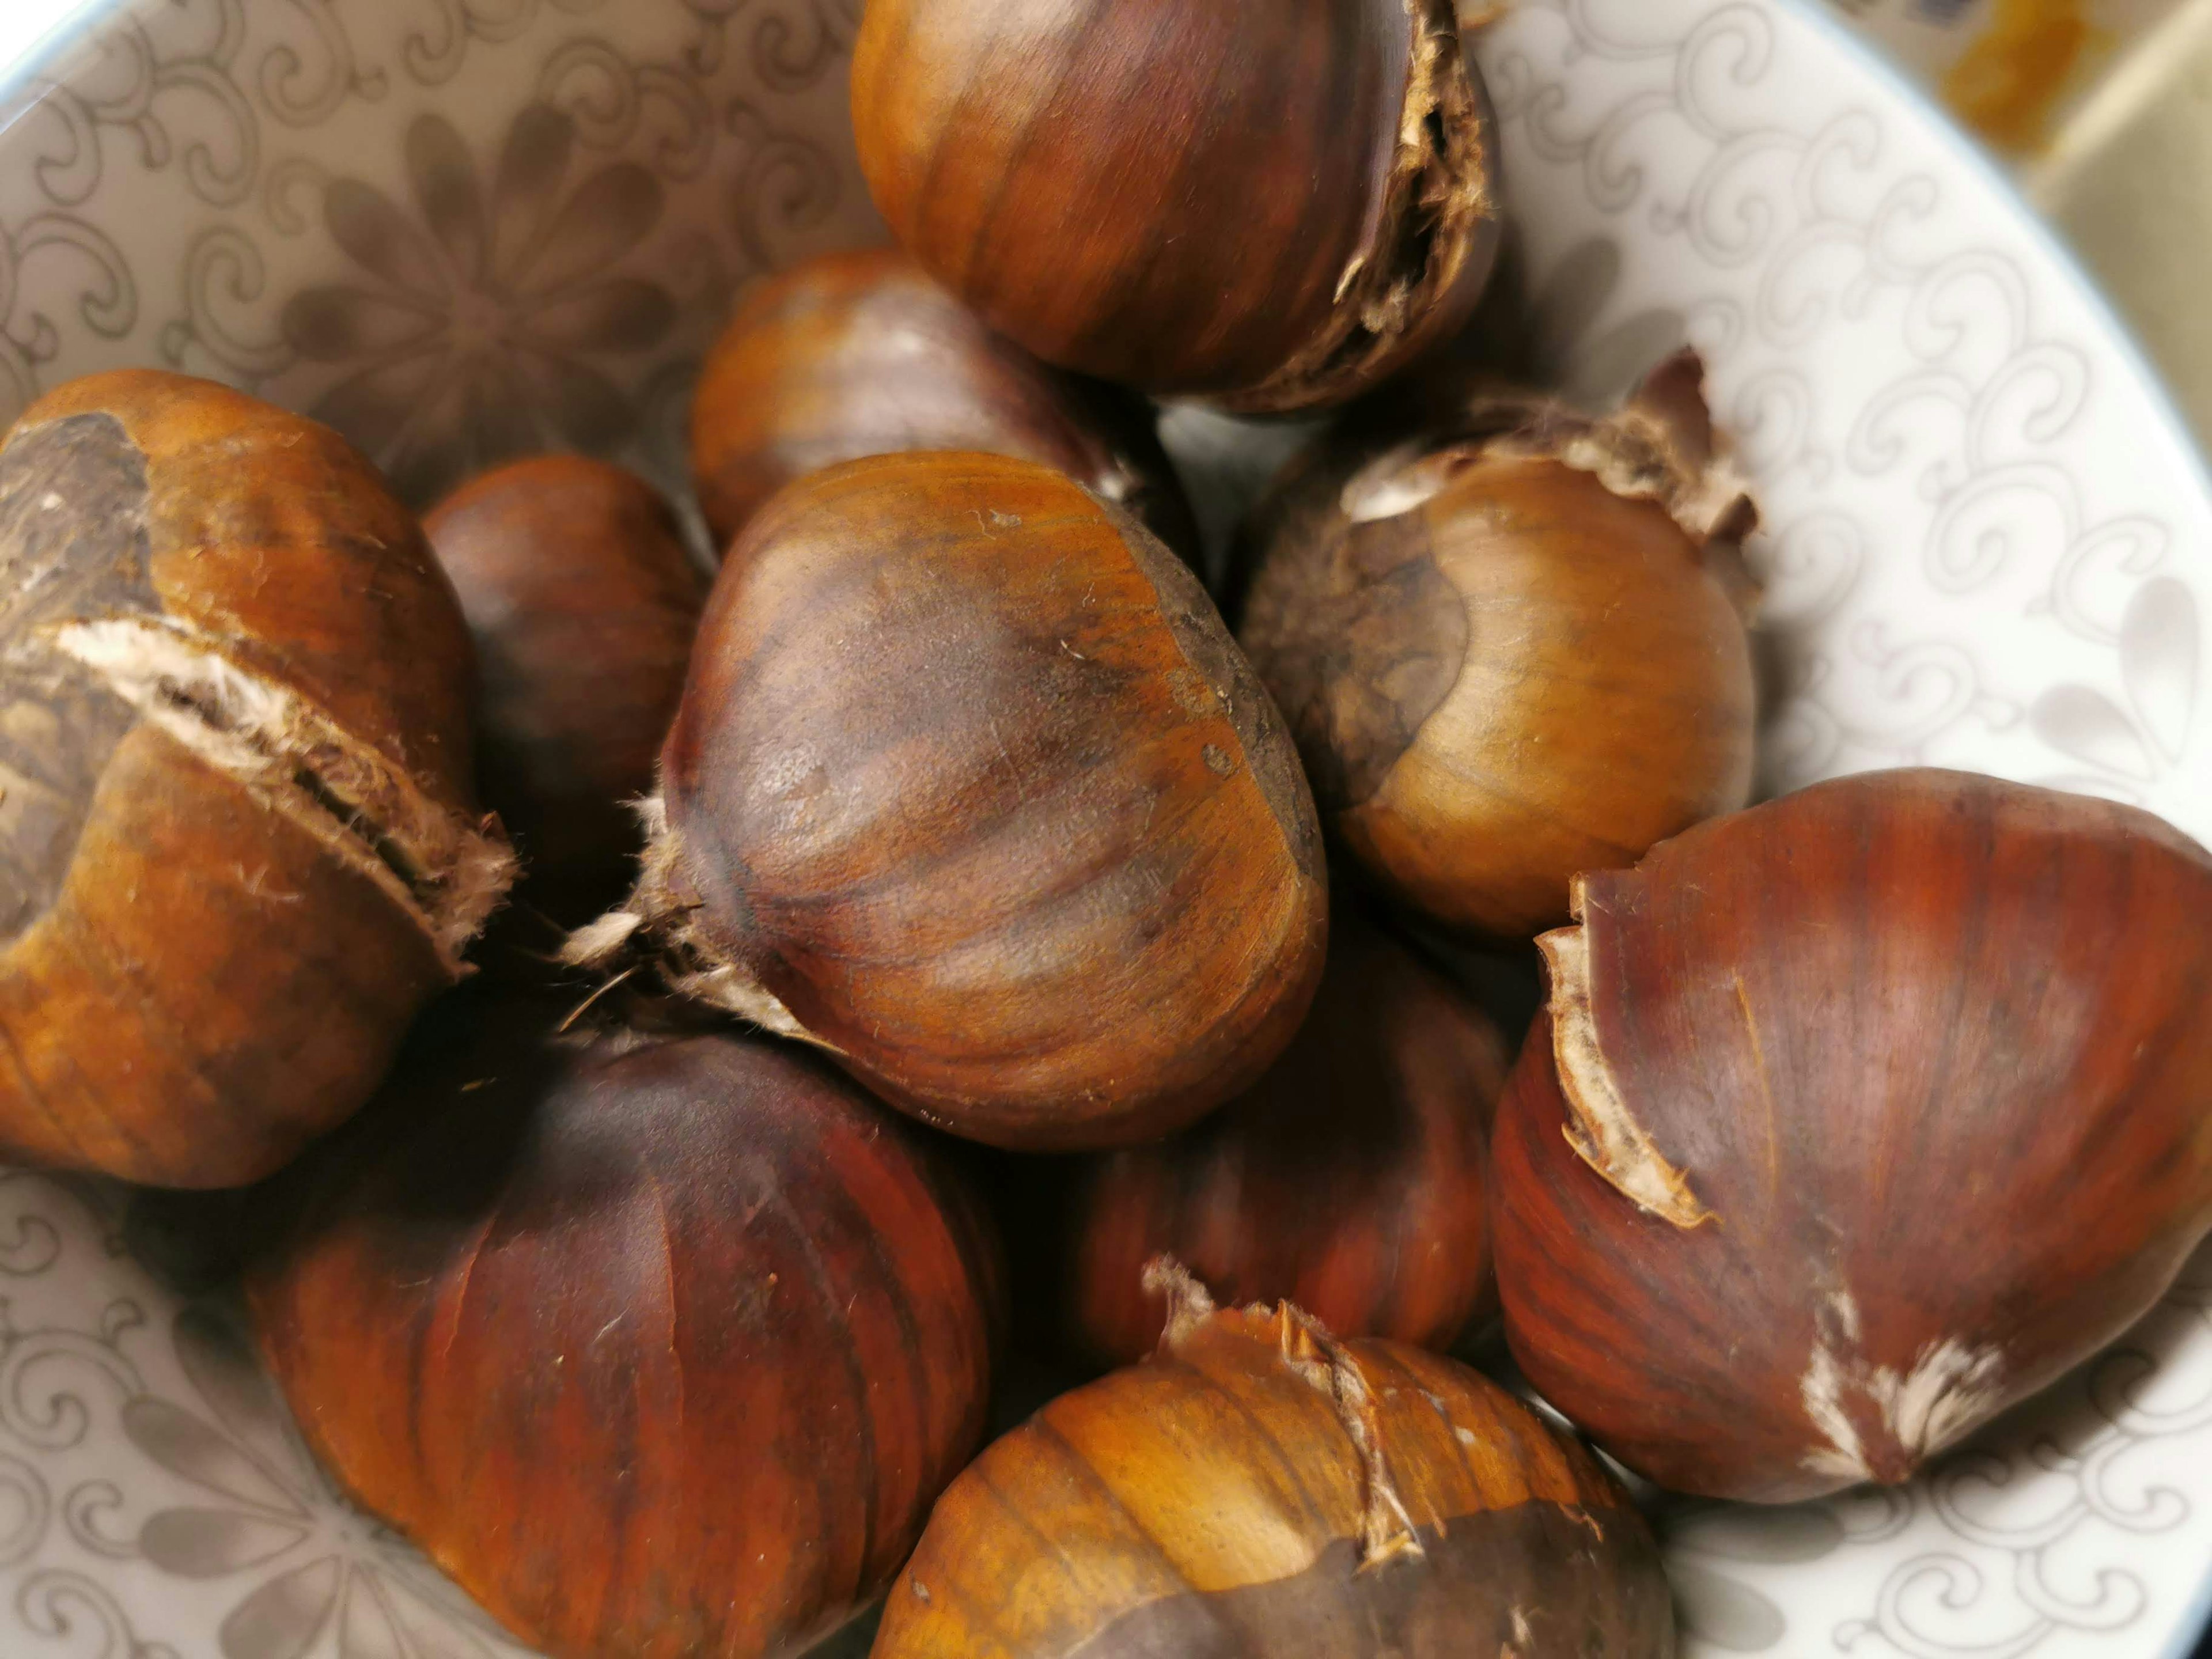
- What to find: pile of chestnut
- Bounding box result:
[5,3,2210,1657]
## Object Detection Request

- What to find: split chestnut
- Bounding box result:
[1493,770,2212,1502]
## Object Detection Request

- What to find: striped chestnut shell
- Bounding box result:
[250,1002,1001,1659]
[874,1268,1675,1659]
[1493,769,2212,1502]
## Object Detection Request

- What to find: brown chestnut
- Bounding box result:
[1491,768,2212,1503]
[851,0,1503,415]
[1066,906,1508,1366]
[425,456,704,926]
[0,370,512,1187]
[571,450,1328,1150]
[1237,351,1761,940]
[691,247,1198,560]
[249,1000,1001,1659]
[873,1268,1674,1659]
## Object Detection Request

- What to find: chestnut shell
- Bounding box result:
[690,247,1198,561]
[873,1283,1674,1659]
[1493,769,2212,1502]
[589,450,1328,1150]
[250,1005,1001,1659]
[0,370,509,1186]
[1066,907,1508,1365]
[1237,351,1760,940]
[851,0,1503,414]
[426,456,704,925]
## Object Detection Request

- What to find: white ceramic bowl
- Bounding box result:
[0,2,2209,1657]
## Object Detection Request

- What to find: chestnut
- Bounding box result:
[0,370,512,1187]
[873,1268,1674,1659]
[249,999,1002,1659]
[691,247,1198,560]
[425,456,704,926]
[571,450,1328,1151]
[1237,351,1761,940]
[1066,905,1508,1366]
[1491,769,2212,1503]
[850,0,1503,415]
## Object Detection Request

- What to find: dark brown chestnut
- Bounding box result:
[1491,768,2212,1503]
[691,247,1198,560]
[249,999,1001,1659]
[851,0,1503,415]
[1066,906,1508,1366]
[571,450,1328,1151]
[0,370,513,1187]
[872,1269,1675,1659]
[1237,351,1760,940]
[425,456,704,926]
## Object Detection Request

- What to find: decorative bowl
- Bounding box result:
[0,1,2207,1657]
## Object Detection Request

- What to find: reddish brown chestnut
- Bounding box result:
[1238,351,1760,940]
[250,1000,1001,1659]
[0,370,512,1187]
[1492,769,2212,1503]
[571,450,1328,1151]
[691,247,1197,560]
[851,0,1503,415]
[1066,907,1508,1366]
[872,1269,1674,1659]
[425,456,704,925]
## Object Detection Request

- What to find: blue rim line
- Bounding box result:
[0,0,118,133]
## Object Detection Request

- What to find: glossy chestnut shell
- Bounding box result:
[0,370,510,1186]
[1066,907,1508,1365]
[873,1273,1675,1659]
[690,247,1196,560]
[851,0,1503,414]
[425,456,704,925]
[250,1002,1001,1659]
[574,450,1328,1150]
[1492,769,2212,1502]
[1237,351,1760,940]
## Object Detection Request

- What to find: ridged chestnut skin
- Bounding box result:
[0,370,510,1187]
[1067,907,1508,1366]
[597,450,1328,1151]
[1238,352,1760,940]
[249,1004,1002,1659]
[1493,769,2212,1503]
[872,1284,1675,1659]
[851,0,1503,415]
[691,248,1197,561]
[425,456,704,925]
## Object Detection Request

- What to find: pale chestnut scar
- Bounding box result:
[1537,916,1716,1230]
[49,613,514,975]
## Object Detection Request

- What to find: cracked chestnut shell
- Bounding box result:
[851,0,1503,415]
[691,248,1198,561]
[1237,351,1761,940]
[573,450,1328,1151]
[250,1002,1001,1659]
[873,1270,1673,1659]
[426,456,704,926]
[0,371,512,1187]
[1492,770,2212,1503]
[1066,907,1508,1366]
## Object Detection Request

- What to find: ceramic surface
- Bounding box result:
[0,1,2207,1657]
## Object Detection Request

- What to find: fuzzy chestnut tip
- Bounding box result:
[1222,0,1505,415]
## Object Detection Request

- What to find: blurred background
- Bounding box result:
[1839,0,2212,454]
